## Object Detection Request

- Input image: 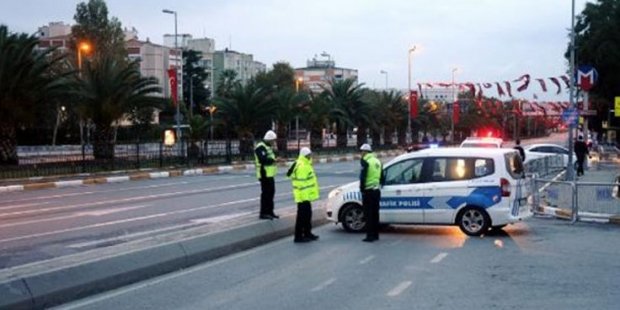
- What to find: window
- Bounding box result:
[474,158,494,177]
[384,159,424,185]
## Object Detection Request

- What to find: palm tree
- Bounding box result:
[323,78,367,148]
[214,80,275,155]
[303,92,331,150]
[272,88,306,153]
[380,90,407,146]
[0,25,69,165]
[72,57,164,159]
[215,69,239,99]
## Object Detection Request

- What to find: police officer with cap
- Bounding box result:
[359,143,382,242]
[255,130,279,219]
[287,147,320,243]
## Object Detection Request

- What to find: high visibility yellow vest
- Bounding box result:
[362,153,382,190]
[254,141,277,179]
[290,155,319,203]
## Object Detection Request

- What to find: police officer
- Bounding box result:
[255,130,279,219]
[359,143,382,242]
[287,147,320,243]
[513,139,525,161]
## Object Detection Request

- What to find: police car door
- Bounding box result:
[380,158,425,223]
[424,157,472,224]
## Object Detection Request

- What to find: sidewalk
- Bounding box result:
[0,150,404,193]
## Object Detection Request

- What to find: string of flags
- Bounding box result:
[416,74,571,98]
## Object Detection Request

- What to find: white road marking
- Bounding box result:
[0,205,151,229]
[359,255,375,265]
[389,238,403,246]
[387,281,412,297]
[310,278,337,292]
[0,182,259,218]
[0,202,49,211]
[67,212,255,249]
[430,252,448,264]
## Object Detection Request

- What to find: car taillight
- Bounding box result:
[501,178,511,197]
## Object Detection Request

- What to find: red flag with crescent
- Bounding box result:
[167,68,178,106]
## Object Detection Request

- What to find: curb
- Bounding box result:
[0,208,330,310]
[0,150,404,193]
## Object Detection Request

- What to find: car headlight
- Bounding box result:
[328,187,343,199]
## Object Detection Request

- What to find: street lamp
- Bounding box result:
[567,0,577,181]
[451,67,458,143]
[380,70,388,89]
[407,45,417,143]
[162,8,182,149]
[77,42,91,147]
[295,77,303,147]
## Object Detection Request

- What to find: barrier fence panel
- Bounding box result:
[533,179,576,221]
[575,182,620,218]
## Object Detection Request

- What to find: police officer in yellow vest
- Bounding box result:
[359,143,382,242]
[287,147,320,243]
[255,130,279,220]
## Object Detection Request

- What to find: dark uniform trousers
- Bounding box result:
[363,189,381,240]
[295,201,312,239]
[259,177,275,216]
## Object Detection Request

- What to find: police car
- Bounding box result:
[325,148,531,236]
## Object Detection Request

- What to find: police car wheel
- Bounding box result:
[340,204,366,233]
[457,207,490,236]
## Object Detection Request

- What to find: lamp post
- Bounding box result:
[451,67,458,143]
[380,70,388,89]
[407,45,417,143]
[295,77,303,148]
[567,0,577,181]
[163,8,181,148]
[77,42,91,147]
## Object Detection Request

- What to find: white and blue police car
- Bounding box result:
[325,147,531,236]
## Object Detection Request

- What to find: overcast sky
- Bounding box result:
[2,0,589,101]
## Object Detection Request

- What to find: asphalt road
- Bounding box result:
[55,217,620,310]
[0,160,362,269]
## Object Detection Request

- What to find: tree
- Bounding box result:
[72,58,164,159]
[215,69,239,99]
[571,0,620,142]
[323,78,367,148]
[214,80,275,154]
[304,92,331,150]
[182,49,210,117]
[377,90,407,146]
[272,88,306,152]
[0,25,69,165]
[72,0,126,61]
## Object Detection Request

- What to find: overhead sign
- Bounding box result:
[616,97,620,117]
[576,65,598,91]
[561,108,578,126]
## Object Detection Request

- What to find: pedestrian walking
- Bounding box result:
[359,144,383,242]
[513,139,526,162]
[287,147,320,243]
[574,135,589,177]
[254,130,279,219]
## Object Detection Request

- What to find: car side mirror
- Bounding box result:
[613,176,620,199]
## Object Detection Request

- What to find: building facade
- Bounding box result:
[295,56,358,93]
[213,48,266,89]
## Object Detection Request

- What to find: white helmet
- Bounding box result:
[360,143,372,151]
[300,147,312,157]
[264,130,277,141]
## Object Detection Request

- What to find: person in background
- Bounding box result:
[514,139,526,162]
[359,143,383,242]
[574,135,589,177]
[254,130,279,220]
[287,147,320,243]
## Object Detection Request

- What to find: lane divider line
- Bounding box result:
[430,252,448,264]
[387,281,412,297]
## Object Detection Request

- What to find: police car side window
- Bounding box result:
[474,158,494,177]
[384,159,423,185]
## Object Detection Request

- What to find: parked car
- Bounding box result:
[523,143,577,169]
[325,147,531,236]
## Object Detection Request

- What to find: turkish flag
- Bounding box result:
[167,68,178,106]
[453,101,460,124]
[409,90,419,118]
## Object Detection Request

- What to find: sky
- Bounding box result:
[1,0,590,101]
